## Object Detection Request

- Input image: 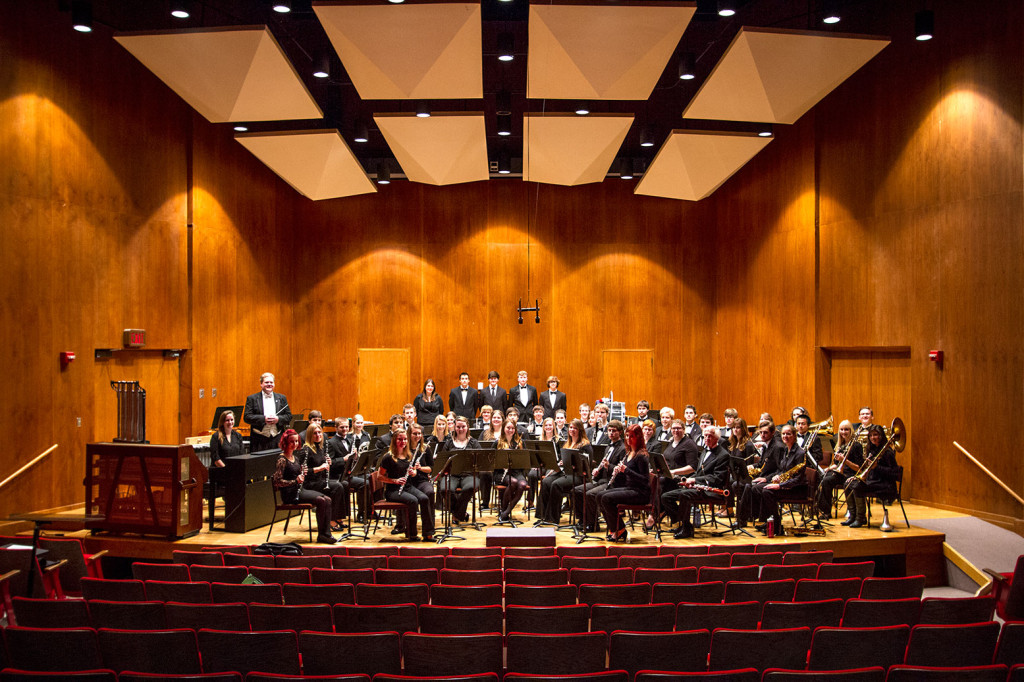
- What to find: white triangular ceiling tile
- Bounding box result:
[523,114,633,186]
[375,113,489,186]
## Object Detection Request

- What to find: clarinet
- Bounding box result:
[397,448,424,495]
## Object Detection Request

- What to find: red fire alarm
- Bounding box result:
[928,349,943,366]
[60,351,76,369]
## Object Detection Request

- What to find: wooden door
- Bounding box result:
[357,348,410,425]
[95,351,182,445]
[601,350,654,419]
[829,350,912,495]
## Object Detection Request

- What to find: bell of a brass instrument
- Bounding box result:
[880,508,893,532]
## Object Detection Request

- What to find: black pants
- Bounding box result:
[250,432,280,454]
[818,470,848,515]
[439,473,476,519]
[477,471,493,508]
[573,480,610,530]
[598,486,649,534]
[526,468,545,506]
[291,488,332,537]
[539,471,579,523]
[662,487,727,528]
[385,486,434,539]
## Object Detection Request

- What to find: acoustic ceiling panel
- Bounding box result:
[528,2,695,100]
[314,2,482,100]
[375,113,489,186]
[235,130,376,201]
[115,27,322,123]
[523,114,633,186]
[634,130,772,201]
[683,27,889,124]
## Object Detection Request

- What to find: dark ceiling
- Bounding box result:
[67,0,896,177]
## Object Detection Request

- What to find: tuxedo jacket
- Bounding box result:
[480,385,507,412]
[684,422,701,440]
[796,431,825,465]
[691,444,731,489]
[538,390,567,418]
[587,425,611,446]
[507,384,539,418]
[326,434,353,478]
[448,386,479,420]
[243,392,292,436]
[592,441,626,485]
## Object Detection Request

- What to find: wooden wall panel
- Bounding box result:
[602,350,654,411]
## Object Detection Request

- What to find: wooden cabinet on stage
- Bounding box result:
[85,443,206,538]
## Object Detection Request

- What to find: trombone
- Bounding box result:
[844,417,906,492]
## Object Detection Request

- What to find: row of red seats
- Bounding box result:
[1,622,1021,678]
[10,595,1005,634]
[184,542,824,557]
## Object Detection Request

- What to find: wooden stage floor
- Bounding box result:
[29,499,959,586]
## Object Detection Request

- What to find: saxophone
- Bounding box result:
[776,455,806,483]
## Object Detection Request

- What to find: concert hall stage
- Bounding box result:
[18,499,964,587]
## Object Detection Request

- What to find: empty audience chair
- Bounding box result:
[578,582,651,606]
[618,555,674,570]
[724,579,796,605]
[507,632,608,675]
[402,633,503,677]
[397,545,450,557]
[188,565,248,584]
[418,604,504,634]
[201,545,250,554]
[762,668,886,682]
[450,547,502,556]
[88,600,166,630]
[311,568,373,585]
[244,674,369,682]
[333,603,418,633]
[710,544,756,555]
[439,568,501,586]
[504,547,555,557]
[504,584,578,606]
[607,545,659,558]
[3,626,103,672]
[0,670,117,682]
[505,604,590,633]
[635,671,758,682]
[429,584,503,607]
[387,555,446,571]
[858,575,925,600]
[807,625,911,671]
[505,569,569,586]
[332,556,387,570]
[708,627,812,672]
[591,602,675,632]
[917,596,996,624]
[634,567,697,585]
[274,554,331,569]
[164,601,251,631]
[794,578,863,602]
[676,601,761,632]
[651,581,724,604]
[211,582,284,605]
[97,628,201,674]
[903,622,1000,667]
[248,603,333,632]
[81,578,146,602]
[347,546,399,556]
[248,567,310,585]
[783,550,833,565]
[298,631,401,677]
[609,630,711,676]
[732,552,784,567]
[503,556,560,571]
[197,629,300,676]
[885,665,1009,682]
[354,583,429,606]
[569,567,634,587]
[676,554,731,570]
[699,565,759,583]
[131,562,191,582]
[816,561,875,580]
[557,546,609,558]
[562,556,619,570]
[760,598,845,630]
[144,580,213,604]
[12,597,91,628]
[657,545,709,556]
[841,598,920,628]
[282,582,354,606]
[985,554,1024,621]
[995,621,1024,666]
[504,673,625,682]
[761,564,820,582]
[445,555,503,571]
[224,553,274,568]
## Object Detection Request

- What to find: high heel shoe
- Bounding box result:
[611,528,628,542]
[644,514,657,530]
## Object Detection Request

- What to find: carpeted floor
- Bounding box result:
[914,516,1024,573]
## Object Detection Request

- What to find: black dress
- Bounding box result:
[209,430,244,466]
[413,393,444,427]
[273,454,332,539]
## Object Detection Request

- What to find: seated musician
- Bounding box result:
[538,418,591,524]
[350,414,371,450]
[572,420,626,533]
[477,404,493,430]
[720,408,739,440]
[846,424,898,528]
[439,417,479,524]
[329,417,368,523]
[856,406,877,445]
[554,410,568,441]
[646,418,700,529]
[662,426,730,539]
[597,423,651,542]
[298,410,322,445]
[405,424,436,532]
[794,413,825,469]
[654,407,674,442]
[578,402,591,425]
[504,407,527,435]
[727,418,756,486]
[272,429,335,544]
[209,410,243,468]
[377,414,405,452]
[377,428,434,542]
[476,409,504,510]
[526,417,559,513]
[495,417,529,522]
[820,419,863,521]
[587,403,611,445]
[299,422,349,533]
[429,415,450,450]
[741,424,807,533]
[642,419,661,454]
[694,413,715,448]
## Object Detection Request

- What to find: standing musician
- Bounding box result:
[538,418,591,524]
[414,379,444,427]
[508,370,538,421]
[572,419,626,533]
[819,419,863,520]
[477,409,504,510]
[439,417,479,524]
[300,422,349,532]
[587,403,611,445]
[742,424,807,532]
[662,426,731,539]
[209,410,243,468]
[272,429,335,544]
[448,372,479,421]
[377,428,434,542]
[539,375,567,419]
[480,371,507,413]
[495,417,529,522]
[244,372,292,453]
[845,424,899,528]
[597,423,651,542]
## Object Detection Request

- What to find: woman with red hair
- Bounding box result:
[272,429,336,544]
[597,423,651,542]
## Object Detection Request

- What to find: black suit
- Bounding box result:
[480,385,507,412]
[587,425,610,446]
[572,440,625,530]
[507,384,538,420]
[244,391,292,453]
[538,390,567,419]
[448,387,479,420]
[662,444,731,528]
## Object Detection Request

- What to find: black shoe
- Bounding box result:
[317,534,336,544]
[421,533,435,542]
[849,519,865,528]
[840,518,854,526]
[391,526,405,535]
[754,523,767,533]
[820,510,832,520]
[497,511,511,522]
[674,525,694,540]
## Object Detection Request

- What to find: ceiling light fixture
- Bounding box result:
[823,0,840,24]
[170,1,190,19]
[619,158,634,180]
[718,1,736,18]
[495,90,512,116]
[497,114,512,136]
[376,162,391,185]
[575,101,590,116]
[498,150,511,175]
[388,0,405,4]
[915,9,934,41]
[416,101,431,118]
[678,53,696,80]
[353,121,368,143]
[497,33,514,62]
[233,125,249,132]
[640,127,655,148]
[71,1,93,32]
[313,54,330,79]
[272,1,291,13]
[758,124,773,137]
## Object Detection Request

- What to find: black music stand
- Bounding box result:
[339,448,376,541]
[713,454,755,538]
[572,450,605,544]
[523,440,561,527]
[493,449,532,528]
[431,450,466,544]
[646,452,674,542]
[460,448,496,532]
[552,447,586,532]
